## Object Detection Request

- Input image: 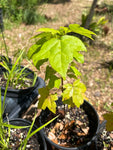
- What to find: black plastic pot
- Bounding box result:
[8,118,47,150]
[0,65,45,119]
[39,98,100,150]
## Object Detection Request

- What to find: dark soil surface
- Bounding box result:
[0,66,34,89]
[44,106,90,148]
[1,128,39,150]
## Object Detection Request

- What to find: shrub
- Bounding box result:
[0,0,45,25]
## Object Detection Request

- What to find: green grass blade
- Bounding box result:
[21,114,37,150]
[1,123,30,129]
[26,115,58,140]
[2,51,24,113]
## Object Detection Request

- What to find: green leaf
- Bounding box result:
[32,35,86,78]
[31,32,52,39]
[67,62,81,79]
[35,59,48,70]
[27,37,47,59]
[73,51,84,63]
[54,79,61,89]
[45,66,61,89]
[25,115,59,140]
[27,44,40,59]
[32,38,57,66]
[62,98,75,108]
[62,80,86,107]
[38,87,49,108]
[42,94,57,114]
[103,112,113,131]
[37,28,60,34]
[38,87,57,113]
[69,24,96,40]
[59,26,71,35]
[45,66,56,80]
[70,66,81,77]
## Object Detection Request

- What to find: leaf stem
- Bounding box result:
[61,77,66,126]
[61,77,64,93]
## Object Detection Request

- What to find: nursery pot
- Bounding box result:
[0,65,45,119]
[8,118,47,150]
[39,98,100,150]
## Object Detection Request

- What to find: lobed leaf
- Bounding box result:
[32,35,86,78]
[31,32,52,39]
[38,87,57,113]
[73,51,84,63]
[37,28,60,34]
[27,37,47,59]
[62,80,86,107]
[69,24,96,40]
[70,66,81,77]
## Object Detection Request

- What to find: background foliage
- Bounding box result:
[0,0,46,24]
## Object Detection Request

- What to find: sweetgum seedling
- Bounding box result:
[28,24,95,113]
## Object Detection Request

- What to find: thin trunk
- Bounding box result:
[84,0,98,29]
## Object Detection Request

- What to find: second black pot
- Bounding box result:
[8,118,47,150]
[0,65,45,119]
[39,98,100,150]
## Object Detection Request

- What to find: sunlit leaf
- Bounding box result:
[69,24,96,39]
[27,37,47,59]
[54,79,61,89]
[62,80,86,107]
[73,51,84,63]
[70,66,81,77]
[37,28,60,34]
[31,35,86,78]
[31,32,52,39]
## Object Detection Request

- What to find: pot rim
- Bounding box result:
[1,65,39,97]
[7,118,47,150]
[40,99,100,150]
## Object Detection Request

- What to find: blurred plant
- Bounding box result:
[28,24,95,113]
[81,13,108,35]
[103,103,113,131]
[0,53,58,149]
[0,0,46,25]
[0,51,37,89]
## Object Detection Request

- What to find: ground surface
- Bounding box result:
[2,0,113,119]
[1,0,113,149]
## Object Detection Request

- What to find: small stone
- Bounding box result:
[54,122,60,130]
[59,123,63,130]
[82,127,89,135]
[76,120,83,126]
[48,132,56,140]
[77,132,85,136]
[94,91,101,97]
